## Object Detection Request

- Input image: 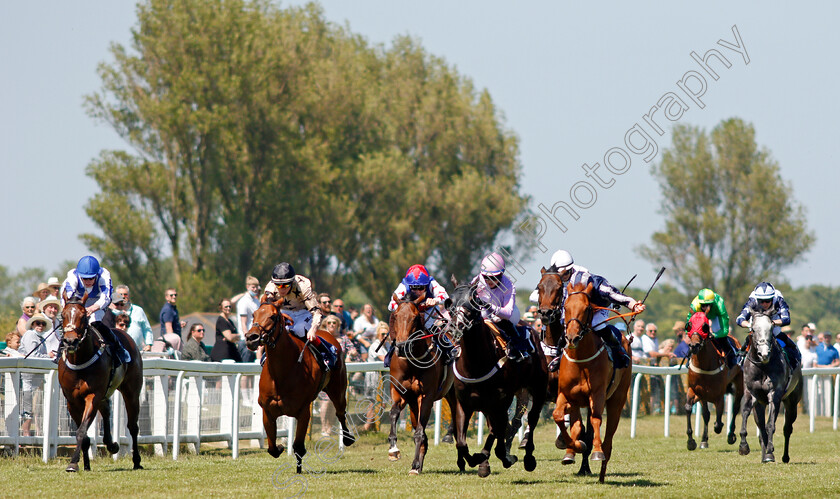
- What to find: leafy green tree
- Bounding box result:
[639,118,814,312]
[82,0,528,313]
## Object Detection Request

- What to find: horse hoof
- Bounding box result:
[442,434,454,444]
[267,445,283,459]
[728,434,737,445]
[66,464,78,473]
[388,450,401,461]
[714,423,723,434]
[478,462,491,478]
[699,442,708,449]
[107,442,120,454]
[134,464,144,470]
[343,434,356,447]
[457,460,466,473]
[687,440,697,451]
[409,469,419,475]
[763,454,775,463]
[783,454,790,464]
[524,455,537,472]
[562,452,576,465]
[502,455,517,469]
[590,451,605,462]
[739,444,750,456]
[555,436,566,450]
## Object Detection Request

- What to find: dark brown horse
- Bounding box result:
[447,280,548,478]
[58,297,143,472]
[386,291,458,474]
[244,298,354,473]
[684,311,743,451]
[553,279,632,483]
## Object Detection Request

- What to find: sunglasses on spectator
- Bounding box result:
[168,293,177,297]
[195,329,205,332]
[24,305,36,309]
[321,300,331,304]
[334,304,344,308]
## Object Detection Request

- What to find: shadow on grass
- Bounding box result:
[604,478,665,487]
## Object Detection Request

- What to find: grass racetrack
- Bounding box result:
[4,413,840,498]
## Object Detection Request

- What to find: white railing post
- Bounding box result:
[810,374,818,433]
[664,374,672,437]
[477,412,485,445]
[250,373,263,448]
[630,372,643,438]
[5,370,21,456]
[834,374,839,431]
[433,399,441,446]
[152,373,169,456]
[42,370,58,463]
[172,371,186,459]
[694,402,702,433]
[231,373,242,459]
[185,374,203,454]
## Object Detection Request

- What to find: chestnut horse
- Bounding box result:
[684,311,743,451]
[554,279,632,483]
[58,298,143,472]
[386,291,457,474]
[244,298,354,473]
[447,280,548,478]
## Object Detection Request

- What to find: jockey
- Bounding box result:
[386,264,453,365]
[265,262,337,371]
[59,256,130,364]
[736,281,799,370]
[686,288,738,369]
[531,249,640,370]
[470,252,533,362]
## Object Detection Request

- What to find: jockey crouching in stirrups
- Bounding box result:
[471,252,534,362]
[686,288,739,369]
[386,264,454,367]
[736,281,799,370]
[265,262,337,371]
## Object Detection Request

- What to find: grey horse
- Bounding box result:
[738,313,803,463]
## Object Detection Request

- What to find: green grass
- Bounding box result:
[3,414,840,498]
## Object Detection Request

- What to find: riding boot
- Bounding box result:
[499,321,529,362]
[96,322,129,365]
[433,334,456,365]
[52,339,64,364]
[383,343,395,368]
[777,333,801,370]
[736,334,751,364]
[317,340,337,371]
[596,326,630,369]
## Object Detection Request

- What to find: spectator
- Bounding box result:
[317,293,336,318]
[17,296,37,336]
[38,296,61,357]
[368,322,391,364]
[33,282,51,302]
[800,332,817,413]
[182,323,211,361]
[115,285,153,352]
[815,332,839,416]
[236,276,261,363]
[523,305,537,326]
[796,323,812,351]
[3,330,22,357]
[353,303,380,343]
[211,299,242,362]
[349,306,359,323]
[46,276,61,297]
[332,298,352,334]
[659,339,676,361]
[834,333,840,357]
[114,312,131,334]
[630,319,645,362]
[643,323,675,365]
[674,329,691,358]
[159,287,185,339]
[151,329,182,359]
[19,313,52,436]
[318,315,343,436]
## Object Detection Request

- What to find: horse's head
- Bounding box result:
[445,279,485,342]
[750,312,775,364]
[246,297,286,351]
[563,280,594,348]
[391,292,427,359]
[686,311,711,356]
[60,296,89,354]
[536,265,564,324]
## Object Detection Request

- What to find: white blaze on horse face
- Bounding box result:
[752,315,774,361]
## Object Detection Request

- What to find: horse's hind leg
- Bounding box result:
[327,369,355,448]
[763,390,784,463]
[700,402,711,449]
[523,389,545,472]
[292,410,311,474]
[443,388,457,444]
[713,398,725,435]
[410,395,434,475]
[782,396,799,464]
[488,410,517,471]
[739,391,754,456]
[388,395,406,461]
[121,384,143,470]
[728,380,743,445]
[576,416,593,476]
[454,402,475,472]
[98,398,120,455]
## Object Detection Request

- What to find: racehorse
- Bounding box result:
[386,291,458,474]
[58,297,143,472]
[244,298,355,473]
[738,312,802,463]
[447,280,548,478]
[684,311,743,450]
[554,278,632,483]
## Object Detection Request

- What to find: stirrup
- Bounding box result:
[548,357,561,372]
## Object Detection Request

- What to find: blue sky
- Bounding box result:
[2,1,837,291]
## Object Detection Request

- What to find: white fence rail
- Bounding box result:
[2,358,837,463]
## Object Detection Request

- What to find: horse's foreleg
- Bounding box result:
[782,396,798,464]
[121,386,143,470]
[505,391,527,452]
[68,393,101,472]
[752,402,768,462]
[487,410,516,472]
[764,390,784,463]
[727,380,744,445]
[293,410,311,474]
[454,401,474,472]
[443,388,457,443]
[713,397,725,435]
[685,388,697,451]
[410,395,433,475]
[700,402,711,449]
[328,376,355,448]
[739,391,754,456]
[588,392,607,461]
[388,393,405,461]
[523,389,545,473]
[263,409,285,459]
[98,398,119,455]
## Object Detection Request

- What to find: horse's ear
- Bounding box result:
[391,293,400,304]
[276,296,285,308]
[540,266,546,275]
[413,290,426,305]
[81,292,89,304]
[444,297,452,309]
[450,275,459,288]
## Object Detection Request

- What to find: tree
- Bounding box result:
[639,118,815,312]
[82,0,528,313]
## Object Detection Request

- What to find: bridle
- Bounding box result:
[564,290,594,348]
[747,314,778,364]
[252,304,283,350]
[61,303,91,352]
[537,272,564,325]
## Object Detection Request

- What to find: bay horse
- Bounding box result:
[244,297,355,473]
[684,311,743,450]
[58,297,143,472]
[386,291,458,474]
[554,278,632,483]
[447,280,548,478]
[738,312,802,463]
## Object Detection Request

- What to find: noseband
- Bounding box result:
[62,305,91,349]
[253,307,282,349]
[564,290,593,347]
[537,273,564,325]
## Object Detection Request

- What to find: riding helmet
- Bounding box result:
[480,252,505,276]
[404,264,431,287]
[753,282,776,300]
[77,256,101,278]
[550,249,574,270]
[696,288,716,304]
[271,262,296,284]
